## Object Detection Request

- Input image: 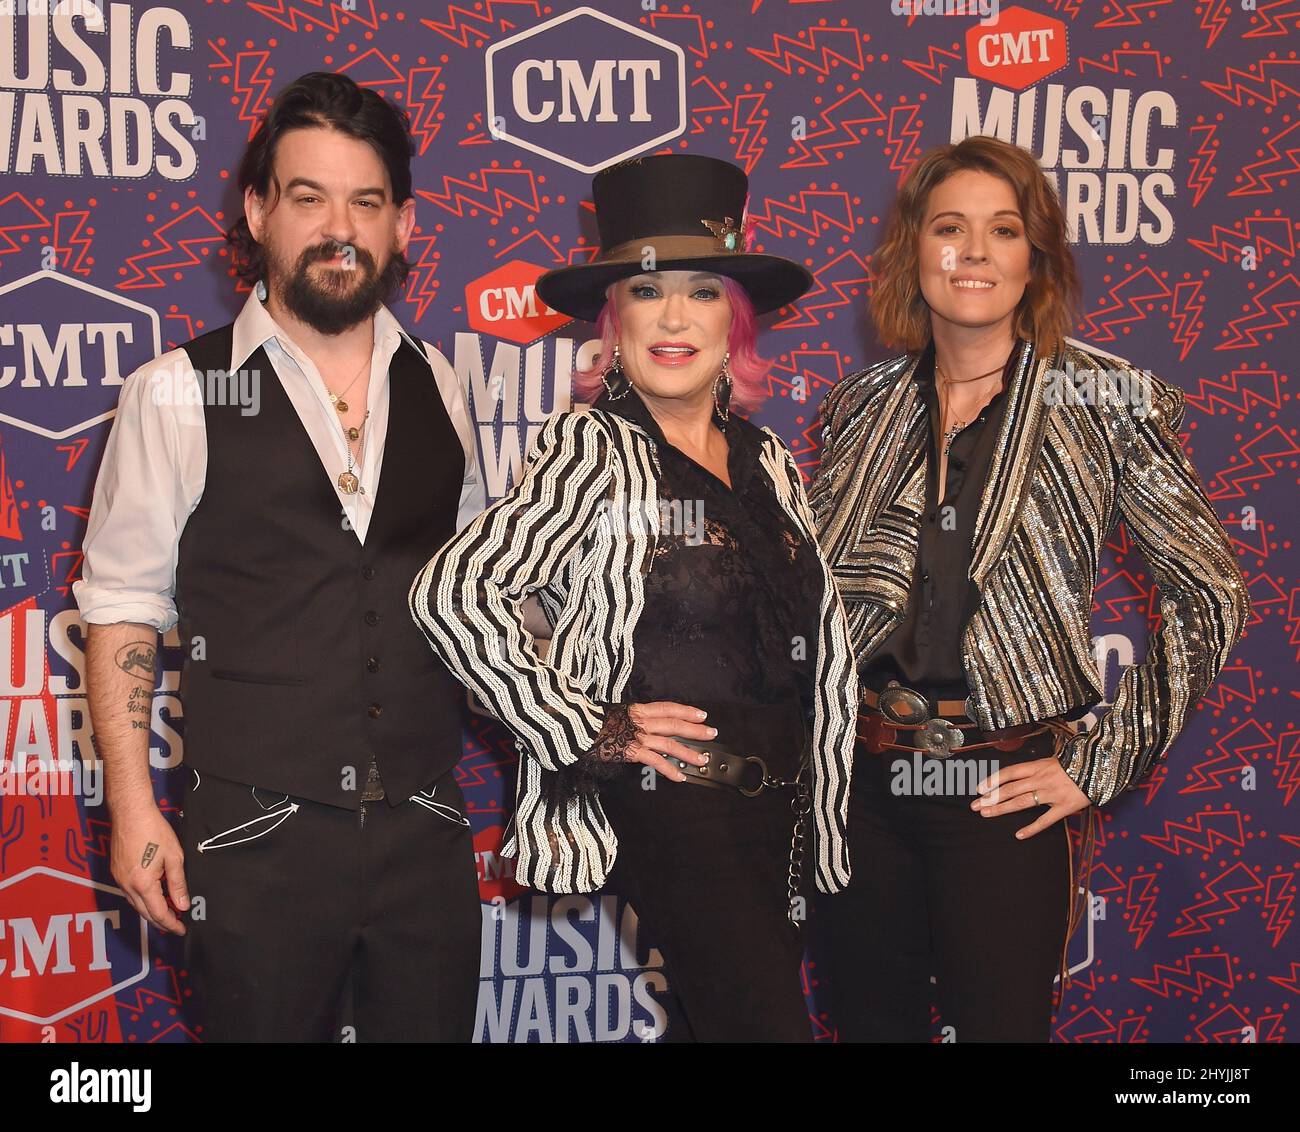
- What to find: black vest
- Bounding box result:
[175,322,468,808]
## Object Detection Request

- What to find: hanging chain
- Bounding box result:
[786,771,811,927]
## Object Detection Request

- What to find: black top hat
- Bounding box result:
[535,153,813,323]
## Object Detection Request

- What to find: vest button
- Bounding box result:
[362,565,376,580]
[364,610,380,626]
[367,703,383,719]
[367,656,381,673]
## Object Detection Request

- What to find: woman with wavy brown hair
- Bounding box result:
[809,135,1249,1042]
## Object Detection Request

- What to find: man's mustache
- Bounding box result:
[304,243,374,266]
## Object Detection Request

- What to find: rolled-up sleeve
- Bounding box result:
[73,351,205,631]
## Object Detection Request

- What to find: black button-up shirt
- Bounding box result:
[861,339,1024,701]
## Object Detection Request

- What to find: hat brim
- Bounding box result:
[535,253,813,324]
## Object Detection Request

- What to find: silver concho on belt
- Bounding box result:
[920,719,965,758]
[877,680,930,725]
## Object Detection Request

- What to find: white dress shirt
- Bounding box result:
[73,291,484,633]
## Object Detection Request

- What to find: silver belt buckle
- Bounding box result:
[877,680,931,726]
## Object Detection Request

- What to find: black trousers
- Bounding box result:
[814,730,1071,1043]
[600,775,810,1043]
[179,764,481,1042]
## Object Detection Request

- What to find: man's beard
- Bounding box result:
[270,239,407,335]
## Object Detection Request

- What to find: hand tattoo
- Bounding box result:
[141,842,159,868]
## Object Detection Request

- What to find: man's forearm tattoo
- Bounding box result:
[116,642,156,683]
[117,642,156,729]
[127,685,151,730]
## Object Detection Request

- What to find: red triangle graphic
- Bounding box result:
[0,441,23,541]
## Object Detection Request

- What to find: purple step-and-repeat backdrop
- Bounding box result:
[0,0,1292,1043]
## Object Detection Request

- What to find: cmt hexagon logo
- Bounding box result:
[0,270,162,440]
[466,260,571,345]
[485,7,686,174]
[967,6,1067,91]
[0,866,150,1026]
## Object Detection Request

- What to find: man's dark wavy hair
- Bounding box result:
[224,71,415,288]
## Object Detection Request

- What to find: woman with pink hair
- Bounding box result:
[410,153,858,1042]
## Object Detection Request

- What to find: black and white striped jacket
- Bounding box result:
[409,405,859,894]
[809,336,1250,807]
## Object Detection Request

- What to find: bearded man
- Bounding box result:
[75,72,484,1042]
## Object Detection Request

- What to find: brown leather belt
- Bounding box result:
[862,683,973,721]
[857,709,1052,759]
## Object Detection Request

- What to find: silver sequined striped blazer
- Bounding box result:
[409,407,859,894]
[808,336,1250,807]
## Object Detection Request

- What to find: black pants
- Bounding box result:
[179,764,481,1042]
[596,699,813,1043]
[815,731,1071,1043]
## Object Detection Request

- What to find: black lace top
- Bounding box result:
[561,383,823,797]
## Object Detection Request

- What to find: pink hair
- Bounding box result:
[570,276,773,415]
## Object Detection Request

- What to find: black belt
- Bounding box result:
[666,736,803,796]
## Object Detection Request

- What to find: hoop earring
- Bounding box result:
[713,352,733,423]
[602,344,630,400]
